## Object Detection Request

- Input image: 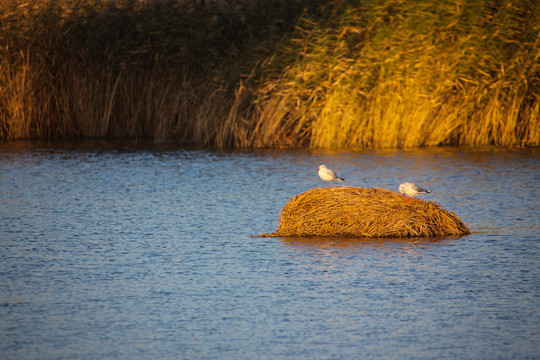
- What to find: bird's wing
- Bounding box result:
[330,169,344,180]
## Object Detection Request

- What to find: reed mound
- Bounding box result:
[261,187,470,238]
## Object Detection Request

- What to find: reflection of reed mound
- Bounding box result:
[263,187,470,238]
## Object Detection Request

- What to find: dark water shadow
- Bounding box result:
[278,235,466,250]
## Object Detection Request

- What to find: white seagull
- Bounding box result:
[318,165,344,187]
[399,182,432,201]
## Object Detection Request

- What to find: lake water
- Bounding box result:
[1,141,539,359]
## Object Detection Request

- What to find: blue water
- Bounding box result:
[1,141,539,359]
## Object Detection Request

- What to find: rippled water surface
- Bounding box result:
[1,141,539,359]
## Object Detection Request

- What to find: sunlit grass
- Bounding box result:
[1,0,538,148]
[249,0,540,148]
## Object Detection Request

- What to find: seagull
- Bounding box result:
[399,182,432,201]
[318,165,344,187]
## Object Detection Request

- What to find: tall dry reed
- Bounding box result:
[247,0,540,148]
[1,0,538,148]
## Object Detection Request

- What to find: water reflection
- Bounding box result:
[280,235,458,248]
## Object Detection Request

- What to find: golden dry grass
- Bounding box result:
[249,0,540,148]
[260,187,470,238]
[1,0,538,148]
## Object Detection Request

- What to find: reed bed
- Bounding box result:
[1,0,539,148]
[250,0,540,148]
[260,187,470,238]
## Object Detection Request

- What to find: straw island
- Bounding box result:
[260,187,470,238]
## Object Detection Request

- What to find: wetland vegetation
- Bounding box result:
[1,0,538,148]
